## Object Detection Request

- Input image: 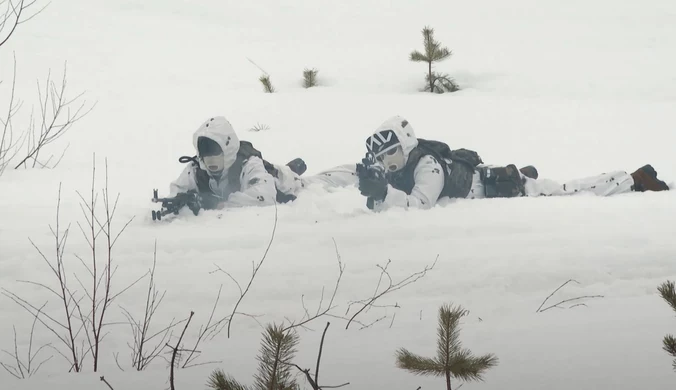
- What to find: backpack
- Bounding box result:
[408,139,484,199]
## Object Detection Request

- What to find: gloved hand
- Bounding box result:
[286,157,307,176]
[358,168,388,201]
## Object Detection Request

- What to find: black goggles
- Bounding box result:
[375,146,400,162]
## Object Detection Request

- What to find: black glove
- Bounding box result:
[358,168,388,201]
[199,192,220,210]
[286,157,307,176]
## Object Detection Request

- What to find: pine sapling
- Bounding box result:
[259,75,275,93]
[248,123,270,132]
[206,323,300,390]
[395,303,498,390]
[658,280,676,372]
[207,369,251,390]
[409,26,459,93]
[253,324,300,390]
[303,68,319,88]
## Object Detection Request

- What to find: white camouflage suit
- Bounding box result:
[169,117,279,208]
[274,116,637,212]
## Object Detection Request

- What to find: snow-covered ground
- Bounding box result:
[1,0,676,389]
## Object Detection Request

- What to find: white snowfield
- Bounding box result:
[1,0,676,389]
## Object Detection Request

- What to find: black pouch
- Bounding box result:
[444,148,484,198]
[479,164,525,198]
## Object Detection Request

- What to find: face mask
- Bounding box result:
[202,154,225,177]
[376,145,405,172]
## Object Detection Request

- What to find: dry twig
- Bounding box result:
[99,375,115,390]
[178,285,226,369]
[0,305,53,379]
[0,52,24,175]
[70,155,139,371]
[0,0,50,48]
[536,279,605,313]
[2,158,144,373]
[119,240,184,371]
[14,62,95,169]
[208,200,278,339]
[168,311,194,390]
[344,256,438,329]
[287,322,350,390]
[282,238,345,333]
[2,183,83,371]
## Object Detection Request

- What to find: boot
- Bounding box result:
[286,158,307,176]
[519,165,538,179]
[630,164,669,191]
[480,164,525,198]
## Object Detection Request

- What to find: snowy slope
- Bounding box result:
[1,0,676,389]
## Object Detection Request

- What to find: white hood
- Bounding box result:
[192,116,240,173]
[366,115,419,160]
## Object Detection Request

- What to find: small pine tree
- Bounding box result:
[207,323,300,390]
[409,26,459,93]
[253,324,300,390]
[658,280,676,372]
[259,74,275,93]
[303,68,319,88]
[207,370,251,390]
[395,303,498,390]
[248,122,270,132]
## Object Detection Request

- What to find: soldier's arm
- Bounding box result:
[169,164,199,197]
[374,155,445,211]
[223,156,277,207]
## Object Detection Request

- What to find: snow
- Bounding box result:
[1,0,676,389]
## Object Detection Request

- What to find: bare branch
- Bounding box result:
[0,362,21,379]
[536,279,579,312]
[113,352,124,372]
[118,241,182,371]
[314,322,330,385]
[209,265,243,296]
[246,57,270,76]
[13,61,96,170]
[539,296,605,313]
[358,315,388,330]
[282,238,345,333]
[285,323,350,390]
[168,311,194,390]
[0,52,26,175]
[1,159,138,374]
[1,183,83,371]
[537,279,604,313]
[66,155,138,372]
[1,0,52,48]
[222,200,278,338]
[100,375,115,390]
[0,302,54,379]
[180,285,223,368]
[345,256,437,329]
[16,279,62,300]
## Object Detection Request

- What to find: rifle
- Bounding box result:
[355,151,386,210]
[355,151,381,177]
[150,189,202,221]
